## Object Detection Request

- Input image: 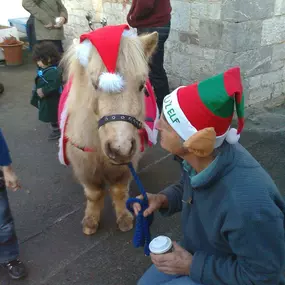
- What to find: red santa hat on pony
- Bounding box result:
[75,24,136,93]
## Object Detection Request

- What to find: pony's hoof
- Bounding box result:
[117,212,134,232]
[82,216,99,235]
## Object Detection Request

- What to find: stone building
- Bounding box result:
[62,0,285,105]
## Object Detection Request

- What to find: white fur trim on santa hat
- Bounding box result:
[76,39,93,67]
[98,72,125,93]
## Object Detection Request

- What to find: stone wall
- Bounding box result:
[62,0,285,105]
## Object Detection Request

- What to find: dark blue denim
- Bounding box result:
[0,171,19,263]
[137,22,171,111]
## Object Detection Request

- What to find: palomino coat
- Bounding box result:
[22,0,68,41]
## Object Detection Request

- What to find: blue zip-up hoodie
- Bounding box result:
[0,129,12,167]
[160,142,285,285]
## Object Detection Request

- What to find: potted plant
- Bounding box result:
[0,36,24,66]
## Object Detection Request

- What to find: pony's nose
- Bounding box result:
[105,139,136,161]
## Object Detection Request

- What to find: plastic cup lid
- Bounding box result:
[149,236,172,254]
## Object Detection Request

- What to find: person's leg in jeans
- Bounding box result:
[0,171,26,279]
[138,23,171,112]
[138,264,203,285]
[26,15,37,51]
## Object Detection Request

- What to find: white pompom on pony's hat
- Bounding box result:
[162,67,245,148]
[75,24,136,93]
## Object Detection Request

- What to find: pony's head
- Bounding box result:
[63,26,158,164]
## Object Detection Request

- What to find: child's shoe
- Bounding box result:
[48,129,61,140]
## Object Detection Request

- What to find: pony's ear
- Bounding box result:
[139,32,158,60]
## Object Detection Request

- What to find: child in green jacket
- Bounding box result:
[30,41,63,140]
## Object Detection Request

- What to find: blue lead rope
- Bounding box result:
[126,162,153,256]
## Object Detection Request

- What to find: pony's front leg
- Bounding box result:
[110,184,134,232]
[82,186,105,235]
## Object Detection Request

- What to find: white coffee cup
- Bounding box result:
[149,235,172,254]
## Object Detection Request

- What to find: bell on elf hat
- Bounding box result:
[162,67,244,148]
[75,24,137,93]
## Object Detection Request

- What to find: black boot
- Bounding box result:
[1,258,27,279]
[0,83,4,94]
[48,129,61,140]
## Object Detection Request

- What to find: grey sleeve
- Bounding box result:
[22,0,51,25]
[57,0,68,22]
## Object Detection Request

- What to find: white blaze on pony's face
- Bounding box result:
[66,31,158,164]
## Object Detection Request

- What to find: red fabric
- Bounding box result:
[177,83,233,136]
[80,25,129,73]
[58,78,72,125]
[144,79,158,146]
[224,67,243,103]
[127,0,171,28]
[224,67,244,134]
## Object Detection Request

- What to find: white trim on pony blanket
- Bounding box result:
[58,105,68,165]
[143,105,160,145]
[162,87,231,149]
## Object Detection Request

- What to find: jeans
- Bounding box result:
[26,15,37,50]
[137,22,171,112]
[0,171,19,263]
[138,264,203,285]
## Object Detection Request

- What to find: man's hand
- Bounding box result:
[44,22,53,29]
[133,193,168,217]
[54,17,65,28]
[3,166,21,192]
[37,88,44,98]
[151,242,193,275]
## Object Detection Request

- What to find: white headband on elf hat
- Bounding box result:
[162,67,245,148]
[75,24,137,93]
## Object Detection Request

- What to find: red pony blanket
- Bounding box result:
[58,78,159,165]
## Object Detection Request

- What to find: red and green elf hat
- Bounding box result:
[162,67,244,148]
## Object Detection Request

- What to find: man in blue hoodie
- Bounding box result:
[134,67,285,285]
[0,129,27,280]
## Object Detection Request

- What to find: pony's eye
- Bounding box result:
[139,83,145,92]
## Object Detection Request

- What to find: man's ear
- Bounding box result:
[183,128,216,158]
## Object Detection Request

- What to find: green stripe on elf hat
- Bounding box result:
[162,67,244,148]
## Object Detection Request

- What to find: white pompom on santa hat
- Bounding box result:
[162,67,245,148]
[75,24,136,93]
